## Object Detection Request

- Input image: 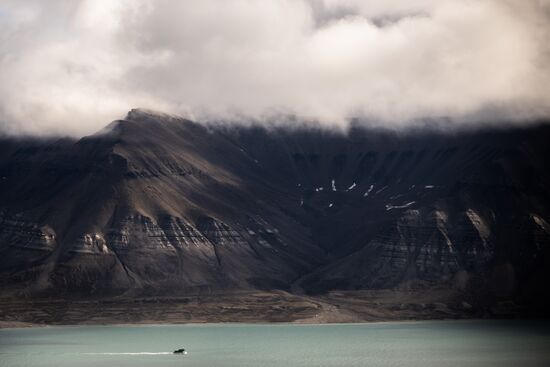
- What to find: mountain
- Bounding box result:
[1,109,550,321]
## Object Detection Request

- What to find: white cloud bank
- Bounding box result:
[0,0,549,136]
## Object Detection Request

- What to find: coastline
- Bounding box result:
[0,318,497,330]
[1,289,525,329]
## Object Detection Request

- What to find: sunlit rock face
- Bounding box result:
[0,110,549,312]
[0,211,57,288]
[0,211,57,253]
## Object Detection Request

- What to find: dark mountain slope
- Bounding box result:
[228,124,550,308]
[0,110,323,297]
[1,110,549,315]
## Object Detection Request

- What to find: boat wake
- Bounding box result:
[82,352,172,355]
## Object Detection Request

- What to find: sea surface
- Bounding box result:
[1,320,549,367]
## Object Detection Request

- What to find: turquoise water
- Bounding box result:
[1,320,549,367]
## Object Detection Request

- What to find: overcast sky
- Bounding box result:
[1,0,549,136]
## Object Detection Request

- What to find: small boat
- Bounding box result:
[173,348,187,355]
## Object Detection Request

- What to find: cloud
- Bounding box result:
[0,0,549,136]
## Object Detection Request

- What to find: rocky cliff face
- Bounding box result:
[1,110,549,314]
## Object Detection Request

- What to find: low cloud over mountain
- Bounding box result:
[1,0,550,136]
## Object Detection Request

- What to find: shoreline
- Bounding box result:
[1,317,510,330]
[3,317,546,331]
[0,289,528,329]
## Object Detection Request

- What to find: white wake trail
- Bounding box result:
[83,352,172,355]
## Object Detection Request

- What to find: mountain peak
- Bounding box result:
[86,109,195,145]
[125,108,182,123]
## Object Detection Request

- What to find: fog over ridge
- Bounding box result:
[0,0,549,136]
